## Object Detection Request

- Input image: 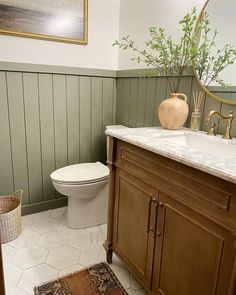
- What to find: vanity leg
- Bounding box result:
[103,240,113,263]
[104,137,116,264]
[106,248,113,264]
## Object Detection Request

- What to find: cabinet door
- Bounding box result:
[152,192,236,295]
[113,168,157,288]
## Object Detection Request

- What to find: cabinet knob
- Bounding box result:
[158,202,164,207]
[154,232,162,238]
[146,227,154,234]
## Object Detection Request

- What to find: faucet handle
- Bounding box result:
[207,122,217,136]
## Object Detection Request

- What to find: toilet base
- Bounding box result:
[67,183,108,229]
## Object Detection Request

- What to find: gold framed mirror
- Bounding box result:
[193,0,236,105]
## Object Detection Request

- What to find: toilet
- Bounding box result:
[50,162,109,229]
[50,125,127,229]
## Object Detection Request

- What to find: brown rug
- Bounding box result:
[34,262,128,295]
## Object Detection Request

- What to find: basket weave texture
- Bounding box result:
[0,191,22,243]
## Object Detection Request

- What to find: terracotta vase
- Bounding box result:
[158,93,189,130]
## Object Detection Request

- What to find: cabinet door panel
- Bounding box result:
[153,192,235,295]
[113,169,156,288]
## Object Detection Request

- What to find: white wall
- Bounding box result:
[0,0,120,70]
[205,0,236,86]
[118,0,206,70]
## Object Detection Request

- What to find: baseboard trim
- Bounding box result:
[22,197,68,216]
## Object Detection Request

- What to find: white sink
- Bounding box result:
[158,133,236,158]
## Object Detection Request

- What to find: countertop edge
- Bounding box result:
[106,129,236,185]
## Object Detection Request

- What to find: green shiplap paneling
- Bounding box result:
[144,78,156,127]
[153,78,167,126]
[112,79,117,124]
[23,73,43,203]
[38,73,55,201]
[2,63,236,215]
[102,78,115,162]
[91,77,103,162]
[115,75,236,138]
[53,75,68,169]
[121,79,131,126]
[103,78,114,130]
[6,72,29,205]
[67,75,80,165]
[0,67,116,214]
[116,78,124,125]
[79,76,91,163]
[136,78,147,127]
[0,72,14,194]
[178,77,193,104]
[128,78,139,127]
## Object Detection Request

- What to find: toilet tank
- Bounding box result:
[105,125,128,160]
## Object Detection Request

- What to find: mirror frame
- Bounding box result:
[193,0,236,105]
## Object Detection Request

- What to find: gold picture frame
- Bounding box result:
[0,0,88,44]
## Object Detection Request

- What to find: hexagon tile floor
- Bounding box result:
[2,207,148,295]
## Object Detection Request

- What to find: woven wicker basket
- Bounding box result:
[0,190,23,243]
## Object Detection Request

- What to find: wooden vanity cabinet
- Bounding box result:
[153,192,236,295]
[112,168,157,288]
[104,137,236,295]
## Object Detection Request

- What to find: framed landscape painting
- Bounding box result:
[0,0,88,44]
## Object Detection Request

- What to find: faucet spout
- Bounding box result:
[206,110,234,139]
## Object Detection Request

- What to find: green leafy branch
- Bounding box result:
[113,7,198,93]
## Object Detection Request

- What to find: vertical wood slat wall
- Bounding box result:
[0,65,236,215]
[116,76,236,137]
[0,71,116,214]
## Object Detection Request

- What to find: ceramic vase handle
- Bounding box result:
[176,93,187,102]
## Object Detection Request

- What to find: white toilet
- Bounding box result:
[50,125,128,229]
[50,162,109,229]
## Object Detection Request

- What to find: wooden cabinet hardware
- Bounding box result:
[146,195,153,234]
[153,231,161,238]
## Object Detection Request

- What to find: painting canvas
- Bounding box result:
[0,0,88,44]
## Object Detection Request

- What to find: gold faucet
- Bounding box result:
[206,110,234,139]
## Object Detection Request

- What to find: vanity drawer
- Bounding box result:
[115,139,236,230]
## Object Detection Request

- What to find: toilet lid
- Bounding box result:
[50,162,109,185]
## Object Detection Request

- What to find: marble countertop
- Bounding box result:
[105,126,236,184]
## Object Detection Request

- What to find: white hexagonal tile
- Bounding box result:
[21,216,34,230]
[4,263,23,289]
[38,230,68,249]
[46,245,80,270]
[13,246,48,269]
[2,244,17,266]
[8,229,40,249]
[79,245,105,266]
[31,218,59,234]
[58,217,80,234]
[86,223,107,244]
[59,263,85,277]
[24,210,52,222]
[6,286,30,295]
[18,264,58,295]
[50,207,67,220]
[68,230,97,250]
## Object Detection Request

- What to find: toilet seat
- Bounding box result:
[50,162,109,185]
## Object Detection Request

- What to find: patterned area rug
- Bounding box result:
[34,262,128,295]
